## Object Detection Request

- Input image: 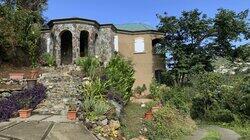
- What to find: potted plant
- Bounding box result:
[9,72,25,80]
[67,103,77,120]
[26,79,37,89]
[25,68,39,89]
[144,109,153,120]
[29,69,39,79]
[18,99,32,119]
[133,84,147,98]
[144,101,161,120]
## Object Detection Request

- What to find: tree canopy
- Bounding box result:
[0,0,47,66]
[157,9,249,86]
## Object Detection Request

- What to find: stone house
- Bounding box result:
[41,18,165,90]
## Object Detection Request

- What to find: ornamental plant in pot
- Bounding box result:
[29,69,39,79]
[144,109,153,120]
[67,103,77,120]
[133,84,147,98]
[26,79,37,89]
[18,99,32,119]
[26,68,39,89]
[144,101,159,120]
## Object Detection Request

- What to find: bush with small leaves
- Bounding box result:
[0,84,46,122]
[41,53,55,67]
[190,73,250,121]
[76,57,101,79]
[144,104,197,140]
[105,54,135,104]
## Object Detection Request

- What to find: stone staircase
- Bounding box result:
[35,65,84,115]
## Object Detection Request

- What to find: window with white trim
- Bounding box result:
[134,37,145,53]
[114,35,119,52]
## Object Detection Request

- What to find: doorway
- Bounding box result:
[60,30,72,65]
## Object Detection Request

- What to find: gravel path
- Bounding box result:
[184,125,241,140]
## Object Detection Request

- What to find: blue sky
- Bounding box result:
[44,0,250,27]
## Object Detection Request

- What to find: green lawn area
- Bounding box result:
[202,130,221,140]
[120,102,148,139]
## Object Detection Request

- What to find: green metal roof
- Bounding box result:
[115,23,156,31]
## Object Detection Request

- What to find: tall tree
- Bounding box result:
[213,9,249,57]
[0,0,47,11]
[157,9,214,86]
[0,0,47,66]
[157,9,250,86]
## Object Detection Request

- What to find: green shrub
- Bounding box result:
[149,81,191,114]
[238,75,250,117]
[190,72,250,122]
[212,57,233,70]
[133,84,147,95]
[105,54,135,104]
[76,57,101,79]
[94,100,110,116]
[206,109,235,123]
[190,95,206,119]
[144,104,197,140]
[234,44,250,61]
[81,78,108,99]
[41,52,55,67]
[83,97,111,121]
[162,87,191,114]
[82,97,96,113]
[149,80,170,101]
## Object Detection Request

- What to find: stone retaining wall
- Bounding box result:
[35,66,83,115]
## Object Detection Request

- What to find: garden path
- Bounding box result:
[0,115,97,140]
[185,125,241,140]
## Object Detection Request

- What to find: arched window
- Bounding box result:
[134,37,145,53]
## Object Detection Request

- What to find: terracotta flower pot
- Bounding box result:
[18,109,32,119]
[144,110,153,120]
[30,70,39,79]
[26,79,37,89]
[9,73,24,80]
[67,111,77,120]
[134,93,140,99]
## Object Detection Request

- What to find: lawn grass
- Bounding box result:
[120,102,148,139]
[202,129,221,140]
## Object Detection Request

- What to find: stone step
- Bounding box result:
[36,66,84,115]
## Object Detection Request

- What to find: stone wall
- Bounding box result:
[95,27,115,65]
[36,66,83,115]
[41,22,115,66]
[40,31,53,54]
[50,23,98,65]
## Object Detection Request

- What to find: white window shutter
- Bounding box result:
[134,37,145,53]
[46,37,51,53]
[114,35,119,52]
